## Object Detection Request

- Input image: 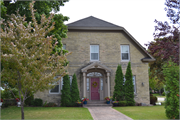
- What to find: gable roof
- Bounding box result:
[67,16,155,62]
[67,16,122,28]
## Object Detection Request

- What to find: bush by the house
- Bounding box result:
[61,75,71,107]
[162,92,165,96]
[25,94,34,106]
[124,62,135,106]
[1,89,11,99]
[32,98,43,106]
[150,96,157,105]
[113,65,124,101]
[70,74,80,106]
[119,101,126,106]
[163,61,179,119]
[44,102,57,107]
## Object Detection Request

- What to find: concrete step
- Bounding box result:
[83,100,112,107]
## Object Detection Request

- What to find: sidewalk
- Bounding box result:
[87,107,133,120]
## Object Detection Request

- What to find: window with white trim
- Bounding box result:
[123,76,136,93]
[121,45,130,61]
[87,78,89,91]
[63,44,66,50]
[49,76,60,94]
[49,76,72,94]
[90,45,99,61]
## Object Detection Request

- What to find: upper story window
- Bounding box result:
[90,45,99,61]
[121,45,130,61]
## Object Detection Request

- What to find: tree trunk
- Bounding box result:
[21,102,24,120]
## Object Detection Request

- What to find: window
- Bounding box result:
[49,76,60,94]
[87,72,102,77]
[90,45,99,61]
[61,76,72,90]
[63,44,66,50]
[87,78,89,91]
[123,76,136,93]
[121,45,130,61]
[100,78,103,90]
[49,76,72,94]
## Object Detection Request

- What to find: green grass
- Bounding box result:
[114,106,168,120]
[153,93,166,98]
[1,106,93,119]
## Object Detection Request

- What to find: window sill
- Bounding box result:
[121,60,130,62]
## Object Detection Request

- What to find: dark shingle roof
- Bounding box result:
[67,16,122,28]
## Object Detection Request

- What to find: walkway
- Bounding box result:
[87,107,133,120]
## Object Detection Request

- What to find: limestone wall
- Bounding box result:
[34,31,150,105]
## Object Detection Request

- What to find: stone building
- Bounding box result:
[34,16,155,105]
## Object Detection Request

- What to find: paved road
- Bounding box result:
[87,107,133,120]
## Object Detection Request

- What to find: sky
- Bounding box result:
[59,0,170,49]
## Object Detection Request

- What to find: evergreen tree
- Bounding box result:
[61,75,71,107]
[125,62,135,106]
[70,74,80,106]
[113,65,124,101]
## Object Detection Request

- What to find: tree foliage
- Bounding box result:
[145,1,179,83]
[113,65,124,101]
[163,61,179,119]
[165,0,180,24]
[70,74,80,106]
[0,1,68,119]
[1,0,69,81]
[61,75,71,107]
[124,62,135,106]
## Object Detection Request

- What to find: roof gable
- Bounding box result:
[67,16,155,62]
[67,16,122,28]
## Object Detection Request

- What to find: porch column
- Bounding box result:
[83,72,86,97]
[107,72,110,97]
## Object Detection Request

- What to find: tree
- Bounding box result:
[165,0,180,24]
[70,74,80,106]
[113,65,124,101]
[61,75,71,107]
[163,61,179,119]
[0,2,68,119]
[124,62,135,106]
[145,0,179,83]
[1,1,69,87]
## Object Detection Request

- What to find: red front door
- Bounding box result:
[91,78,100,100]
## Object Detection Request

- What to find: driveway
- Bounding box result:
[87,107,133,120]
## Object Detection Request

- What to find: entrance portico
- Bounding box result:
[81,62,111,101]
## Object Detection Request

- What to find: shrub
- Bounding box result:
[113,65,124,101]
[163,61,179,119]
[1,89,11,99]
[150,96,157,105]
[45,102,57,107]
[32,98,43,106]
[162,92,165,96]
[125,62,135,106]
[61,75,71,107]
[119,101,126,106]
[70,74,80,106]
[25,95,34,106]
[10,88,18,98]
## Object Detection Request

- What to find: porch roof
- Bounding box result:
[81,62,111,73]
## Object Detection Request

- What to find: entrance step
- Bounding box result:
[83,100,112,107]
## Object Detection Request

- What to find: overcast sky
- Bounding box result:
[59,0,170,49]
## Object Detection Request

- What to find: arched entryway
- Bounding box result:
[81,62,111,101]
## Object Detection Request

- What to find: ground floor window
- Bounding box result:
[49,76,72,94]
[123,76,136,93]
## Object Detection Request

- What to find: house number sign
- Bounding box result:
[92,81,98,88]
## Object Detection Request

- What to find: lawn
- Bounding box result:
[1,106,93,119]
[114,106,168,120]
[152,93,166,98]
